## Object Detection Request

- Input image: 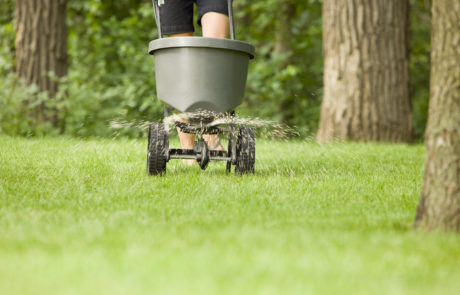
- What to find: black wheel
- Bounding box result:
[235,126,255,174]
[147,123,168,175]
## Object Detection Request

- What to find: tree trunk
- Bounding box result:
[274,0,295,123]
[414,0,460,232]
[274,0,295,55]
[317,0,412,142]
[15,0,67,123]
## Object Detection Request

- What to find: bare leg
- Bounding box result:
[201,12,229,150]
[201,12,229,38]
[173,114,194,149]
[169,33,195,164]
[170,13,229,157]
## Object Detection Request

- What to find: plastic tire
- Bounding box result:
[147,123,168,175]
[235,126,255,174]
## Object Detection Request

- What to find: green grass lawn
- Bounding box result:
[0,135,458,295]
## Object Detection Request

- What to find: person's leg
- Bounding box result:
[199,5,229,149]
[159,0,195,36]
[174,9,230,152]
[197,0,229,38]
[169,31,193,155]
[159,1,196,162]
[174,114,195,153]
[201,12,229,38]
[163,1,230,154]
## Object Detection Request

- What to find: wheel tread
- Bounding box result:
[235,127,255,174]
[147,123,167,175]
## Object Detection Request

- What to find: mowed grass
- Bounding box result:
[0,135,458,295]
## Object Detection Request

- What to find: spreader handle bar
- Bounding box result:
[152,0,163,38]
[228,0,235,40]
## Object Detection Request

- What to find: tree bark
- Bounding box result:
[414,0,460,232]
[317,0,412,142]
[274,0,295,55]
[274,0,295,123]
[15,0,67,122]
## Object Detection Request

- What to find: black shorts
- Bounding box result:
[159,0,228,35]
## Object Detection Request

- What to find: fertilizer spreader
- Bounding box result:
[147,0,255,175]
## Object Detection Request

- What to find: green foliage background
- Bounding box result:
[0,0,430,139]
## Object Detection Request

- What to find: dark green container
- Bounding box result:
[149,37,255,113]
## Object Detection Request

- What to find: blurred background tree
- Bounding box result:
[15,0,67,131]
[0,0,431,139]
[318,0,413,143]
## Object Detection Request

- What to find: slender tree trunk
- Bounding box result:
[15,0,67,123]
[274,0,295,55]
[274,0,295,122]
[414,0,460,232]
[317,0,412,142]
